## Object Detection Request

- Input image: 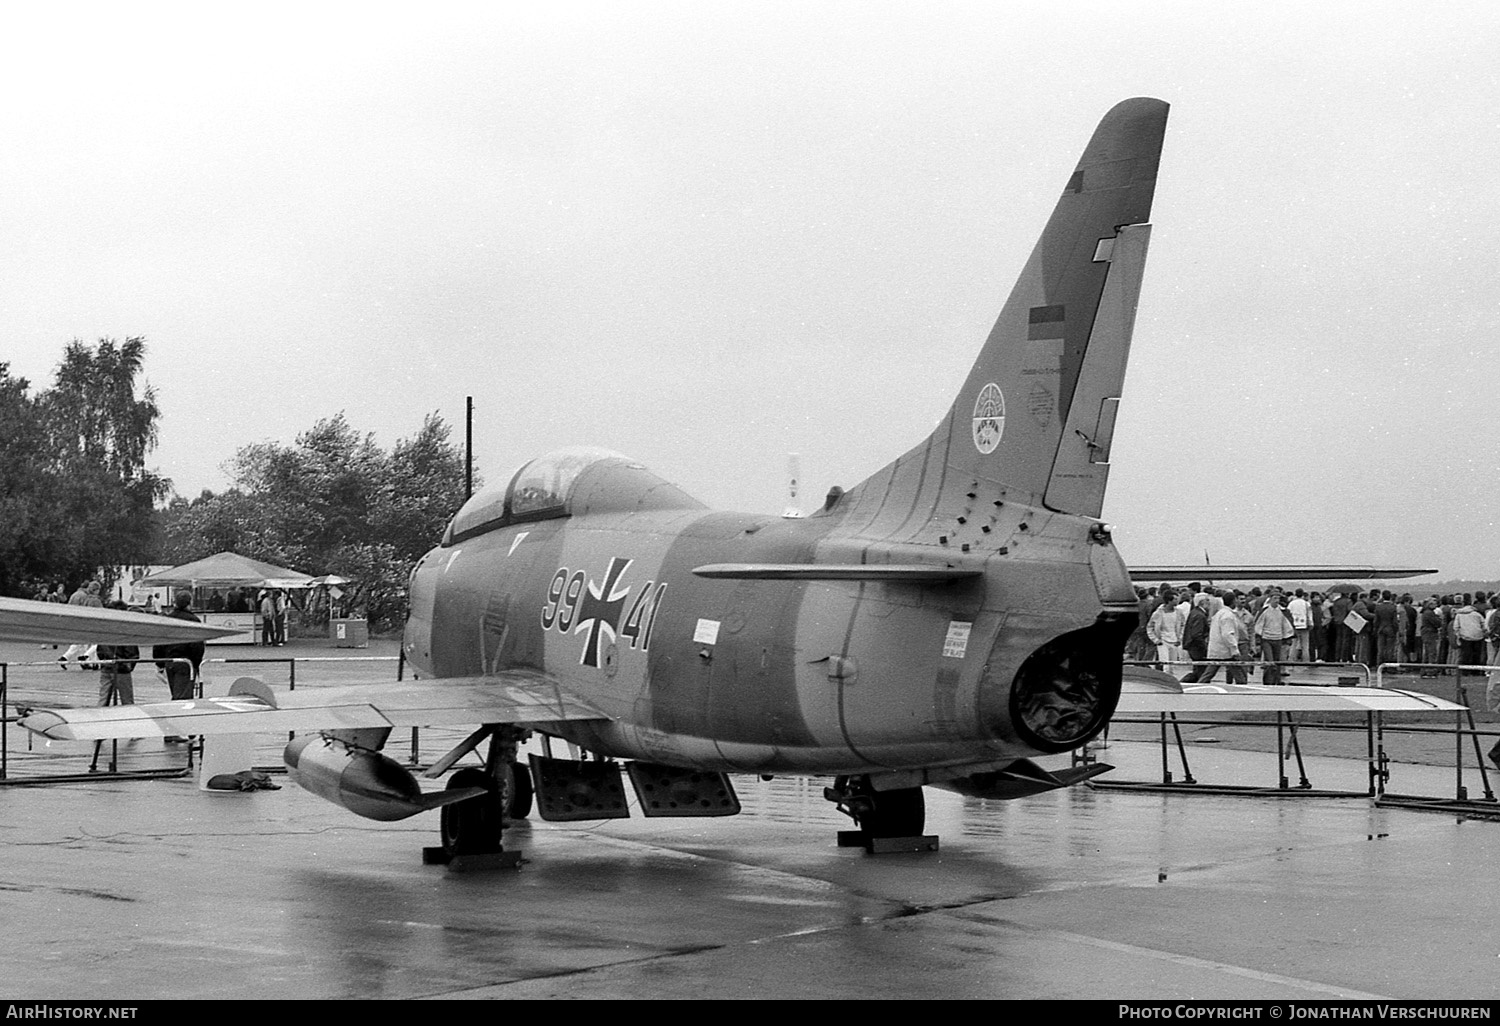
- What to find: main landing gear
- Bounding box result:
[824,775,939,854]
[425,726,534,871]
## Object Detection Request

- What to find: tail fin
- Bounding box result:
[850,98,1167,525]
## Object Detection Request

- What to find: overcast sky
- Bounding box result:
[3,1,1496,578]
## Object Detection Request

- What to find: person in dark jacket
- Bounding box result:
[1369,590,1397,669]
[1179,593,1212,683]
[96,601,140,705]
[153,592,206,701]
[1401,594,1420,664]
[1418,599,1444,675]
[1330,590,1354,663]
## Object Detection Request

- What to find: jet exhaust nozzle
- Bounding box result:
[981,617,1135,753]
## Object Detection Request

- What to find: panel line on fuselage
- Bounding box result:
[832,579,877,767]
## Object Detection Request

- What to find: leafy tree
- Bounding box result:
[44,337,160,479]
[159,412,472,631]
[227,415,387,568]
[0,363,51,594]
[374,414,471,560]
[159,489,260,558]
[0,339,167,595]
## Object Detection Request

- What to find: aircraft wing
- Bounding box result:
[1116,667,1463,713]
[1127,566,1436,581]
[18,672,610,742]
[0,596,240,645]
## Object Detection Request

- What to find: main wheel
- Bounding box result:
[440,767,503,855]
[506,760,535,820]
[857,786,925,838]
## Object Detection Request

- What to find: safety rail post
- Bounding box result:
[1447,663,1496,802]
[1158,713,1170,783]
[1,661,8,780]
[1276,712,1287,789]
[1452,664,1466,800]
[397,646,419,766]
[89,671,124,775]
[1376,711,1388,796]
[1168,713,1195,783]
[1291,719,1311,787]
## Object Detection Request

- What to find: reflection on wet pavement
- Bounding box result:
[1,740,1496,999]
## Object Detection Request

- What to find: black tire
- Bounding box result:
[858,786,925,838]
[440,767,503,855]
[506,760,535,820]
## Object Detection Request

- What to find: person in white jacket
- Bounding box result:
[1254,589,1297,685]
[1197,595,1242,685]
[1146,588,1185,671]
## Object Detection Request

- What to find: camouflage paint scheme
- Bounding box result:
[18,98,1454,843]
[404,97,1169,782]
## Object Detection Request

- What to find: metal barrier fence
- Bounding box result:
[6,650,1498,820]
[0,654,406,784]
[1372,662,1499,816]
[1,657,201,783]
[1097,658,1500,817]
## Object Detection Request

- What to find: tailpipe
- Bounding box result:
[285,735,483,822]
[980,615,1135,753]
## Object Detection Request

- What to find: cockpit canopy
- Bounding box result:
[441,446,704,545]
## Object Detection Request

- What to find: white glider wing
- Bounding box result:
[18,672,610,742]
[1127,565,1436,581]
[1117,667,1463,714]
[0,596,239,645]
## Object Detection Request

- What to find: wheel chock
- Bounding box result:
[422,846,522,871]
[836,831,940,854]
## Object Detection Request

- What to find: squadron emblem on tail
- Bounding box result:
[971,382,1006,454]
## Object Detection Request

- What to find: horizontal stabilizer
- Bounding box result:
[0,596,240,645]
[19,671,609,742]
[691,563,981,582]
[1128,566,1438,582]
[935,758,1113,801]
[1117,667,1462,713]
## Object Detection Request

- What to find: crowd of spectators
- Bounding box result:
[1126,583,1500,681]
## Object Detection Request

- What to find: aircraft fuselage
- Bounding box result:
[405,458,1136,778]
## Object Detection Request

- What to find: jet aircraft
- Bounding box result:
[15,98,1459,863]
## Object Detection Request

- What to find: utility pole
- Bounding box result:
[465,396,474,500]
